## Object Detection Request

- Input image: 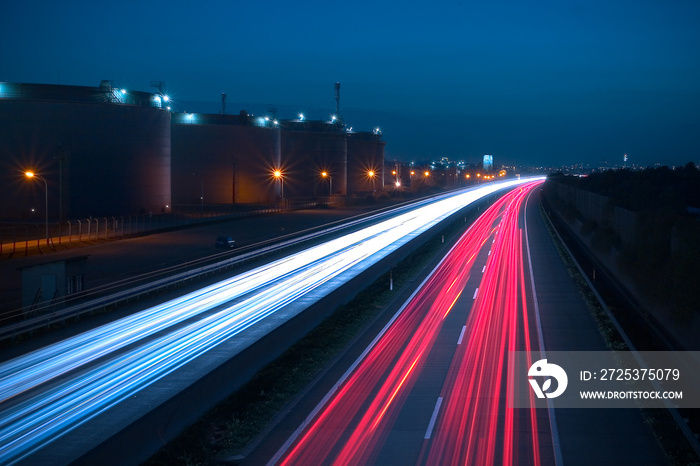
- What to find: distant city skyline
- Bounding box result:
[2,0,698,167]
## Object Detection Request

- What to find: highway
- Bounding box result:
[0,178,539,465]
[270,181,548,465]
[260,179,667,465]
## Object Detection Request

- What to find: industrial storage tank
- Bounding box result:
[280,120,348,198]
[347,131,386,195]
[170,112,280,205]
[0,82,171,219]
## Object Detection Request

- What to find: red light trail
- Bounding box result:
[423,182,544,465]
[276,181,548,465]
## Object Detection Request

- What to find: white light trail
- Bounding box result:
[0,178,543,464]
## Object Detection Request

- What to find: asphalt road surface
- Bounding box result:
[245,182,667,465]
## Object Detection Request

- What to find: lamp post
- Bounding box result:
[367,170,376,192]
[25,171,49,244]
[273,169,284,199]
[321,171,332,195]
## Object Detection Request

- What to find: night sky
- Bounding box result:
[2,0,698,167]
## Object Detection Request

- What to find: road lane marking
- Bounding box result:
[457,326,466,345]
[472,288,478,299]
[424,397,443,439]
[482,265,486,273]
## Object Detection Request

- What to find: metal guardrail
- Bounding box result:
[0,231,315,342]
[0,185,508,342]
[0,195,430,342]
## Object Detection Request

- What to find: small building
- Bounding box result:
[20,255,89,318]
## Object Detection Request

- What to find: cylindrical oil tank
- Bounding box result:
[347,132,386,195]
[171,113,280,205]
[280,121,348,198]
[0,83,171,219]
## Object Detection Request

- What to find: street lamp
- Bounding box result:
[367,170,376,192]
[273,169,284,199]
[25,171,49,244]
[321,171,332,195]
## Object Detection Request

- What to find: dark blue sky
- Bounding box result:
[2,0,699,167]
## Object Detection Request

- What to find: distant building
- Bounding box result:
[483,154,494,172]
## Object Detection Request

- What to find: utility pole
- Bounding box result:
[334,82,340,120]
[54,143,66,221]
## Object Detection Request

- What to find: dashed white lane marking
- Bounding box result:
[457,325,466,345]
[472,288,479,299]
[424,397,443,439]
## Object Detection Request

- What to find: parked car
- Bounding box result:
[215,235,235,248]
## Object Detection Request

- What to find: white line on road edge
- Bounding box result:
[457,326,466,345]
[524,190,564,466]
[424,397,443,439]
